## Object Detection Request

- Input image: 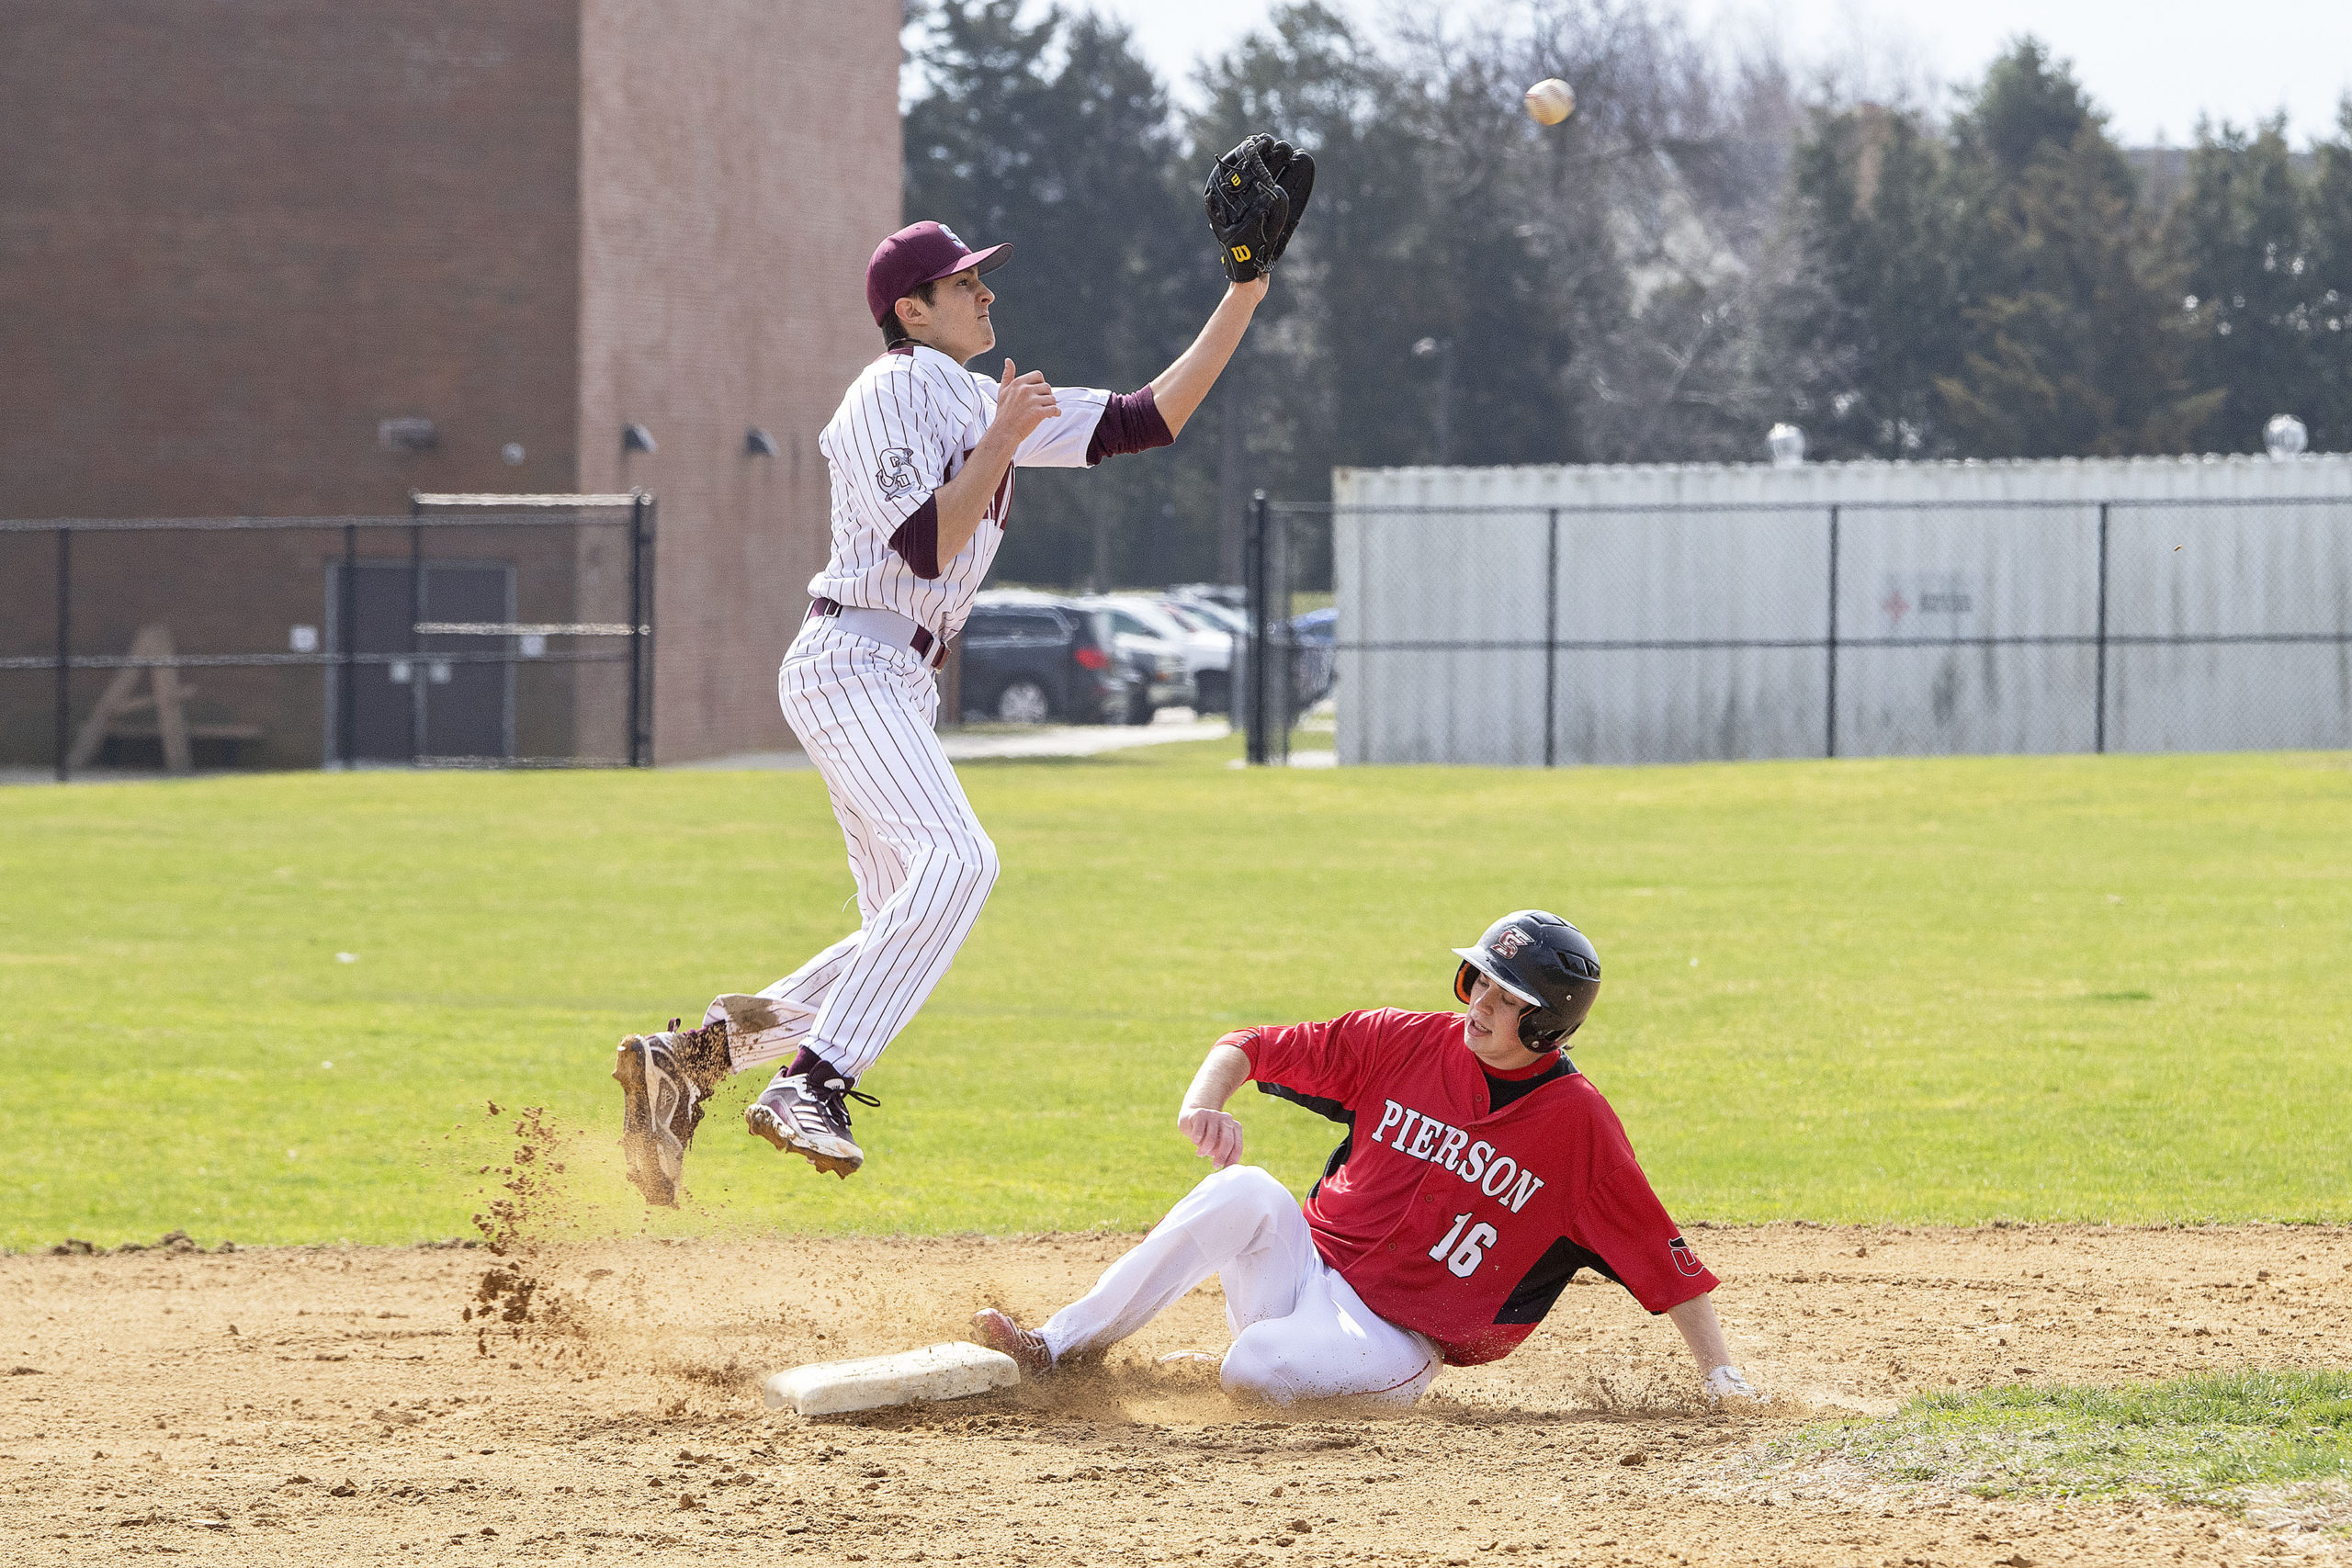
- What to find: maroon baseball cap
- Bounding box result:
[865,221,1012,326]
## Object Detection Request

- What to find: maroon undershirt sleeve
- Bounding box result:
[1084,387,1175,466]
[887,496,942,580]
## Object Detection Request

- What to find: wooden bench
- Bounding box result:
[66,624,263,773]
[99,722,266,770]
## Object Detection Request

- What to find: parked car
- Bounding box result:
[1154,598,1238,714]
[1169,582,1246,614]
[1080,595,1200,724]
[956,592,1135,724]
[1288,605,1337,705]
[1168,593,1246,636]
[1168,592,1334,716]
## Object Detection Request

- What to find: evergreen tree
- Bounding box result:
[1934,40,2217,456]
[2173,115,2335,452]
[902,1,1205,584]
[1189,6,1434,516]
[2304,104,2352,451]
[1786,105,1963,457]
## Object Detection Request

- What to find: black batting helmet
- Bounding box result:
[1451,910,1601,1046]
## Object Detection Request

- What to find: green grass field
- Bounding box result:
[1773,1369,2352,1506]
[2,740,2346,1251]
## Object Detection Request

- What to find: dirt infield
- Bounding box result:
[3,1223,2347,1565]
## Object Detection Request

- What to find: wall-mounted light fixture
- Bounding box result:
[622,423,658,455]
[746,427,781,457]
[1767,423,1806,468]
[379,417,437,452]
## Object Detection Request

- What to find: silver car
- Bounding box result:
[1081,595,1201,723]
[1154,597,1239,714]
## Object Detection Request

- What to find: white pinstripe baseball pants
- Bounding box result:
[706,619,999,1083]
[1037,1166,1442,1407]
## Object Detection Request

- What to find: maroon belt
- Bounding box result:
[808,597,945,668]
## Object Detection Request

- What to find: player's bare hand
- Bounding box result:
[1179,1106,1244,1168]
[993,357,1060,443]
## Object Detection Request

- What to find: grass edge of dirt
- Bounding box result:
[1738,1367,2352,1522]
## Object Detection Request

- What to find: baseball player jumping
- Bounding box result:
[971,912,1761,1408]
[611,137,1317,1204]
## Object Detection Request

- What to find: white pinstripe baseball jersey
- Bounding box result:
[696,343,1172,1097]
[811,344,1132,641]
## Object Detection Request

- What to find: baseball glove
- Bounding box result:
[1260,138,1316,266]
[1204,134,1292,283]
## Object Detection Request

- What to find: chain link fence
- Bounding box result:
[1243,492,2352,766]
[0,493,654,777]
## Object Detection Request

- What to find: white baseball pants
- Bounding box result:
[707,620,999,1083]
[1038,1166,1442,1407]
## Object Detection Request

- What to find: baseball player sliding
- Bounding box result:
[972,912,1761,1408]
[612,137,1317,1204]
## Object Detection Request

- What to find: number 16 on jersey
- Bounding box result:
[1430,1212,1498,1278]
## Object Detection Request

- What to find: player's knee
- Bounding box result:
[918,833,997,904]
[1218,1324,1300,1406]
[1189,1163,1292,1222]
[947,834,999,897]
[1206,1162,1287,1203]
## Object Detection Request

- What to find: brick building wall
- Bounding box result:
[576,0,901,761]
[0,0,900,766]
[0,0,584,515]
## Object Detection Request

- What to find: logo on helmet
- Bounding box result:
[1494,929,1530,959]
[937,223,967,250]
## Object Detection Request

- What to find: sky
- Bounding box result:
[1072,0,2352,148]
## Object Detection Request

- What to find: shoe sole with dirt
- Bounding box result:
[744,1102,863,1179]
[613,1036,682,1207]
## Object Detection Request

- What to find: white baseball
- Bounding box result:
[1524,78,1576,127]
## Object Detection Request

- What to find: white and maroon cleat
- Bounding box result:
[970,1309,1053,1377]
[744,1063,876,1179]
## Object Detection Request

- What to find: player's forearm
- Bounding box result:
[931,426,1021,560]
[1665,1293,1735,1374]
[1148,279,1269,438]
[1180,1043,1252,1115]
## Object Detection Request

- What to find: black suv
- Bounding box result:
[956,595,1135,724]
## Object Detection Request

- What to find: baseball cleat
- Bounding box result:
[745,1061,876,1179]
[971,1309,1053,1377]
[1702,1365,1763,1407]
[613,1019,729,1208]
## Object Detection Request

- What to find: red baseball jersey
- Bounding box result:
[1235,1009,1717,1366]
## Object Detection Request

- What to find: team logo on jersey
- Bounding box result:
[875,447,919,499]
[1668,1236,1706,1277]
[1494,928,1530,959]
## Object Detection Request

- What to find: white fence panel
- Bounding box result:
[2106,497,2352,752]
[1834,502,2104,757]
[1552,505,1827,764]
[1329,455,2352,765]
